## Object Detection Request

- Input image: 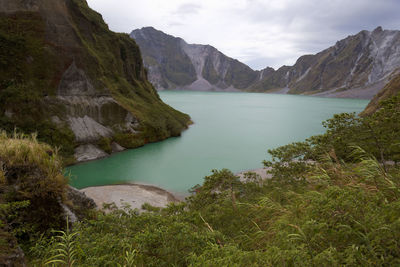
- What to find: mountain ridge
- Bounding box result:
[131,26,400,99]
[130,26,259,92]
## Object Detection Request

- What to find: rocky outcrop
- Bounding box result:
[132,26,400,99]
[111,142,125,153]
[66,186,97,220]
[67,186,97,210]
[362,72,400,115]
[130,27,258,91]
[0,0,190,163]
[74,144,108,162]
[54,61,140,144]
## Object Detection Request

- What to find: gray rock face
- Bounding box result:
[48,62,140,161]
[250,28,400,97]
[111,142,125,153]
[60,186,97,223]
[267,26,400,97]
[67,186,97,209]
[132,26,400,99]
[74,144,108,162]
[0,0,39,13]
[53,62,140,144]
[65,186,97,221]
[61,203,78,223]
[58,62,97,96]
[131,27,257,91]
[47,62,141,161]
[68,115,113,142]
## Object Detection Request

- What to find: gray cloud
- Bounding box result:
[87,0,400,69]
[174,3,202,16]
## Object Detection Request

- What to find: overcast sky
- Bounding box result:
[87,0,400,70]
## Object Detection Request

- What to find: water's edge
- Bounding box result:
[67,91,368,193]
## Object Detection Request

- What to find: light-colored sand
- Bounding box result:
[80,184,179,212]
[311,81,385,99]
[80,169,272,213]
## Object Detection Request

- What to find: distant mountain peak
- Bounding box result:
[131,26,400,99]
[373,26,384,34]
[130,27,258,91]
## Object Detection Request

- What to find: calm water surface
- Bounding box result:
[67,91,368,193]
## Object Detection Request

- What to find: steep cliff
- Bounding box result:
[133,26,400,99]
[0,0,190,163]
[362,72,400,115]
[130,27,258,91]
[251,26,400,99]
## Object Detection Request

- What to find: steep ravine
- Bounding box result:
[0,0,190,163]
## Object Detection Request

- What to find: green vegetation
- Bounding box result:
[0,0,190,163]
[1,3,399,263]
[0,11,76,159]
[66,0,191,146]
[1,92,393,265]
[0,132,70,265]
[248,66,290,92]
[223,60,259,89]
[0,132,68,230]
[362,73,400,116]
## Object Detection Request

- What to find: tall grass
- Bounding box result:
[44,219,78,267]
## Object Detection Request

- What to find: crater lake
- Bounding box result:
[67,91,369,194]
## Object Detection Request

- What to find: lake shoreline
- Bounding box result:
[68,120,195,167]
[80,183,182,212]
[68,91,368,191]
[80,168,272,212]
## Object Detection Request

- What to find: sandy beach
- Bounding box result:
[80,184,180,212]
[80,168,271,212]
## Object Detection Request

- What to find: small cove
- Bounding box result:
[67,91,369,193]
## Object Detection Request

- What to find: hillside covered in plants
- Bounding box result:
[0,0,190,164]
[1,0,400,266]
[1,82,399,265]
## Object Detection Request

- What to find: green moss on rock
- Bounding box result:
[0,0,191,162]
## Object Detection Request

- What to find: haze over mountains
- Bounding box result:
[131,26,400,99]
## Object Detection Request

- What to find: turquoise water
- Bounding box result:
[67,91,368,193]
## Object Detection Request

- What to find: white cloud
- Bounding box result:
[87,0,400,70]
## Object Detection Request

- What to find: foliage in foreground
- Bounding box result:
[0,131,68,235]
[0,131,70,264]
[28,157,400,266]
[9,94,400,265]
